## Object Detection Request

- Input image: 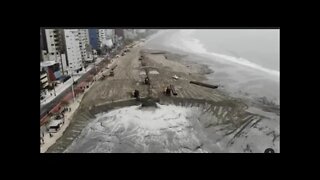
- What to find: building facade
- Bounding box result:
[88,29,116,54]
[40,29,47,62]
[44,29,63,61]
[105,29,115,48]
[42,29,68,74]
[89,29,99,50]
[123,29,137,40]
[115,29,124,38]
[40,69,49,91]
[98,29,107,48]
[64,29,82,72]
[78,29,92,61]
[41,61,62,84]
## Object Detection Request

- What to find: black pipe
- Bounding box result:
[190,81,218,89]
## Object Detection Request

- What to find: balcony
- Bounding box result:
[41,82,49,88]
[41,78,48,84]
[40,73,47,79]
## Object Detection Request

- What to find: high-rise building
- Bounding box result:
[40,29,45,62]
[64,29,82,72]
[88,29,115,52]
[89,29,99,50]
[115,29,124,38]
[114,29,125,47]
[97,29,108,48]
[78,29,93,62]
[124,29,137,40]
[105,29,115,48]
[42,29,67,74]
[44,29,63,61]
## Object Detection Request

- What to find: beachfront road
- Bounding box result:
[40,63,99,118]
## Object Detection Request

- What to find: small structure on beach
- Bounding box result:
[190,81,219,89]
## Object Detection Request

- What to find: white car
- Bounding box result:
[47,119,64,133]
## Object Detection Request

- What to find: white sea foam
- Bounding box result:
[168,30,280,78]
[65,104,279,153]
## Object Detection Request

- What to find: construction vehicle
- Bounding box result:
[144,77,150,85]
[109,70,114,76]
[170,84,177,96]
[164,86,171,96]
[99,74,106,81]
[132,90,140,98]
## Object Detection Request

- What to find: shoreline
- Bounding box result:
[44,41,279,153]
[145,32,279,105]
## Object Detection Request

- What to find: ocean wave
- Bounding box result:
[168,30,280,78]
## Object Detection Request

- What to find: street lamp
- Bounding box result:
[53,83,56,96]
[68,68,76,103]
[93,54,97,81]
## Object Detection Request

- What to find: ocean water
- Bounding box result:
[145,29,280,104]
[65,104,279,153]
[190,29,279,71]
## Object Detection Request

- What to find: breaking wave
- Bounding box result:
[168,30,280,78]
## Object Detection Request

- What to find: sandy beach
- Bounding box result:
[44,39,279,153]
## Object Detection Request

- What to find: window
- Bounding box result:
[51,53,54,55]
[51,44,54,46]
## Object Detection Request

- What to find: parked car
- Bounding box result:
[47,119,64,133]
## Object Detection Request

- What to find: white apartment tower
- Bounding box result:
[78,29,92,61]
[104,29,115,48]
[64,29,82,72]
[98,29,107,47]
[44,29,61,61]
[43,29,67,74]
